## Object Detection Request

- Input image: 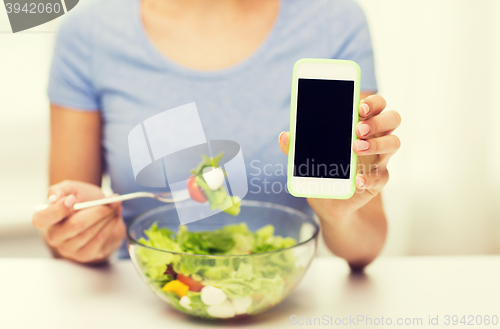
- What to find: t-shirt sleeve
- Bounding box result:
[331,0,378,93]
[47,13,99,111]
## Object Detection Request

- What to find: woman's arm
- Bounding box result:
[32,105,125,264]
[49,105,102,185]
[314,92,387,269]
[279,93,400,270]
[310,194,387,271]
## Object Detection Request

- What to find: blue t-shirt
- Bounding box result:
[48,0,377,258]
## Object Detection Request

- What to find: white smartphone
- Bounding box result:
[287,59,360,199]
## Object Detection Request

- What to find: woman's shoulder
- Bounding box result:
[281,0,370,46]
[64,0,130,20]
[56,0,133,39]
[286,0,364,14]
[285,0,366,26]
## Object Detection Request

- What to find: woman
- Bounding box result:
[32,0,401,269]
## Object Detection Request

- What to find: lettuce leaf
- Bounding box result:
[190,153,224,176]
[176,225,235,255]
[136,223,182,280]
[253,225,296,253]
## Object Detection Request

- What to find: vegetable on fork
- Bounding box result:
[186,152,241,216]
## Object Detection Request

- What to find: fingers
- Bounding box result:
[356,169,389,193]
[54,205,125,264]
[353,135,401,156]
[102,217,126,257]
[356,110,401,139]
[46,180,105,206]
[279,131,290,156]
[359,95,387,119]
[69,216,123,263]
[46,202,120,247]
[34,179,124,264]
[32,195,77,229]
[56,211,116,255]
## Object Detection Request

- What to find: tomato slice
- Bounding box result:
[187,175,207,203]
[177,273,204,292]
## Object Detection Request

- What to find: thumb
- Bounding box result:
[278,131,290,156]
[107,194,123,210]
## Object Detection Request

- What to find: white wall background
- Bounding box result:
[0,0,499,256]
[357,0,500,256]
[0,8,56,232]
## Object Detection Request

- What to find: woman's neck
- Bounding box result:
[144,0,254,22]
[141,0,280,70]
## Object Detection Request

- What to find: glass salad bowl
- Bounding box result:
[127,200,319,319]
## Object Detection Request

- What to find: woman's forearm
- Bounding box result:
[278,94,398,270]
[318,194,387,269]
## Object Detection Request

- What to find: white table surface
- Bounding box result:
[2,256,500,329]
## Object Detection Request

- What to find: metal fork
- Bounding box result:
[34,189,190,212]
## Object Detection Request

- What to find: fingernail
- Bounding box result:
[356,176,365,187]
[354,140,370,151]
[47,194,58,204]
[64,194,76,208]
[357,123,370,137]
[279,131,286,145]
[360,103,370,116]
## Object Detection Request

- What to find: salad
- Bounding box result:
[132,153,310,319]
[186,152,241,216]
[135,222,305,318]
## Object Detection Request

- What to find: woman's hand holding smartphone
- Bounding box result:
[280,59,401,268]
[280,93,400,214]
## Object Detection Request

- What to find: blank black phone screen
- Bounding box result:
[293,78,354,179]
